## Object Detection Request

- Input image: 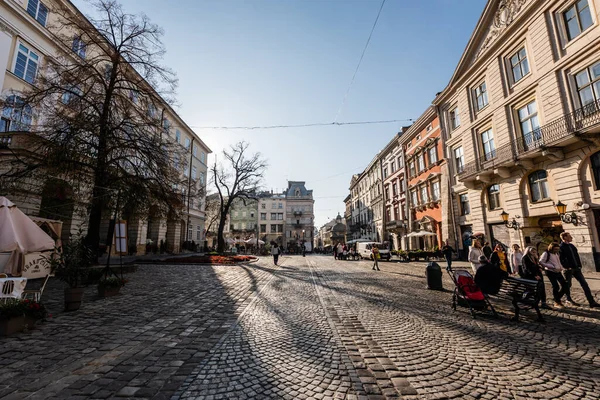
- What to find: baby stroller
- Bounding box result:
[447,267,497,318]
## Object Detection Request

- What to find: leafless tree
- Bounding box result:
[0,0,196,256]
[212,142,267,253]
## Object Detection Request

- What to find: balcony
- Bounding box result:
[457,98,600,185]
[293,211,302,216]
[386,219,408,232]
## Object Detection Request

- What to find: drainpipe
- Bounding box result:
[186,137,194,249]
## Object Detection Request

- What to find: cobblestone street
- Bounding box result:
[1,256,600,399]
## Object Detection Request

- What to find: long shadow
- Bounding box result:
[0,263,278,399]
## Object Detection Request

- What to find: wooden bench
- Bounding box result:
[492,277,543,322]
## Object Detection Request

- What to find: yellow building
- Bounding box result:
[434,0,600,271]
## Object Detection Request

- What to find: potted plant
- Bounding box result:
[22,299,49,328]
[97,276,127,297]
[0,300,27,336]
[47,233,94,311]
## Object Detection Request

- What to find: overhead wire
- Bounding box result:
[189,118,412,131]
[334,0,387,122]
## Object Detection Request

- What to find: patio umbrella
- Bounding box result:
[0,197,55,275]
[245,238,265,245]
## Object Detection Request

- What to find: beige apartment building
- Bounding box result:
[0,0,210,253]
[258,191,286,247]
[285,181,314,252]
[435,0,600,270]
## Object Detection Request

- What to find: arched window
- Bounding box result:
[488,184,501,210]
[528,170,550,203]
[1,95,33,132]
[591,152,600,189]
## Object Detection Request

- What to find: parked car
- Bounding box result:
[356,242,391,260]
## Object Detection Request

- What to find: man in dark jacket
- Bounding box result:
[559,232,599,308]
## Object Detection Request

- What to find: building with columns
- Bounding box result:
[434,0,600,270]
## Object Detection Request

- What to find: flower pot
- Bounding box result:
[98,286,120,298]
[0,316,26,336]
[64,287,85,312]
[24,316,37,329]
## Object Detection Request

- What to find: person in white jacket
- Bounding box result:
[468,240,485,274]
[509,244,523,275]
[539,242,568,308]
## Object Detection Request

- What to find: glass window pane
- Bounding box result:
[578,1,593,30]
[521,58,530,75]
[591,62,600,79]
[580,86,595,105]
[576,70,590,88]
[593,81,600,101]
[513,66,522,81]
[510,54,519,67]
[567,18,581,39]
[528,101,537,114]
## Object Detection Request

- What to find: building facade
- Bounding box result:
[435,0,600,270]
[403,107,446,250]
[0,0,210,254]
[381,131,409,250]
[285,181,314,252]
[257,191,286,246]
[228,198,258,242]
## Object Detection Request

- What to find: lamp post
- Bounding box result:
[302,229,306,257]
[500,210,520,230]
[555,200,578,225]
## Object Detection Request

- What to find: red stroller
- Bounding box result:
[447,267,497,318]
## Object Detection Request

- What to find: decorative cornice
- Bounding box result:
[475,0,528,60]
[0,18,18,36]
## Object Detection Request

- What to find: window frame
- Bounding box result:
[528,170,551,203]
[1,95,33,132]
[574,60,600,110]
[563,0,594,41]
[517,100,542,151]
[487,184,501,210]
[460,194,471,216]
[480,128,496,161]
[72,36,86,59]
[591,151,600,189]
[428,146,438,164]
[509,46,530,84]
[454,146,464,174]
[431,181,440,201]
[449,106,460,131]
[13,41,39,84]
[417,153,425,172]
[473,81,489,111]
[27,0,48,26]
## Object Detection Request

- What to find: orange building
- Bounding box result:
[401,107,445,250]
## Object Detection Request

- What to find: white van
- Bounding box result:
[356,242,391,261]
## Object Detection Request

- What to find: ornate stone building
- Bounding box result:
[434,0,600,270]
[257,191,286,247]
[285,181,314,252]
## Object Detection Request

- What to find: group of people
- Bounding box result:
[333,243,359,261]
[467,232,599,309]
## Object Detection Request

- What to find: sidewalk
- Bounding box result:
[97,251,206,266]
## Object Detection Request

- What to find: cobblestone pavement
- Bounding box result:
[1,256,600,399]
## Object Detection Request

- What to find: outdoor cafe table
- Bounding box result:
[0,277,28,300]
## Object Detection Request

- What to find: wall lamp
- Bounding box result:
[500,210,520,230]
[555,200,578,226]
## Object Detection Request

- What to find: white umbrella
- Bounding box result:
[0,197,56,275]
[246,238,265,245]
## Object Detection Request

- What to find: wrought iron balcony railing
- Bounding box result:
[457,98,600,179]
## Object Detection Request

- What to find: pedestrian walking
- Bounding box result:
[539,243,568,308]
[372,245,381,271]
[469,241,485,274]
[272,243,281,266]
[333,243,338,260]
[559,232,600,308]
[490,243,509,274]
[522,246,550,309]
[442,240,454,270]
[475,255,506,295]
[337,243,344,260]
[482,241,493,259]
[509,244,523,276]
[302,243,306,257]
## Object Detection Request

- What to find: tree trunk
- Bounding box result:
[216,213,228,253]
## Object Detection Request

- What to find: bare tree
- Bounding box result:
[0,0,194,256]
[212,142,267,253]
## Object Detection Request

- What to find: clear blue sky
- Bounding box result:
[75,0,486,228]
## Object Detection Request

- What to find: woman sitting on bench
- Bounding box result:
[521,246,550,310]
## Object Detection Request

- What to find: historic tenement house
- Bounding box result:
[434,0,600,270]
[402,107,446,251]
[0,0,210,253]
[285,181,314,252]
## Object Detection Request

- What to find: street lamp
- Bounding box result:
[555,200,578,225]
[500,210,520,230]
[302,229,306,256]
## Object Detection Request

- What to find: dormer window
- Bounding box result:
[295,189,300,197]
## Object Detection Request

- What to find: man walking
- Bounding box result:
[442,240,455,270]
[559,232,599,308]
[272,243,281,266]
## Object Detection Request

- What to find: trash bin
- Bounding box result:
[425,262,443,290]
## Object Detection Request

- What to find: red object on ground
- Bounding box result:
[160,255,257,264]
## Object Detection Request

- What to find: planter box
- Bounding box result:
[0,316,25,336]
[98,286,120,298]
[65,287,85,311]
